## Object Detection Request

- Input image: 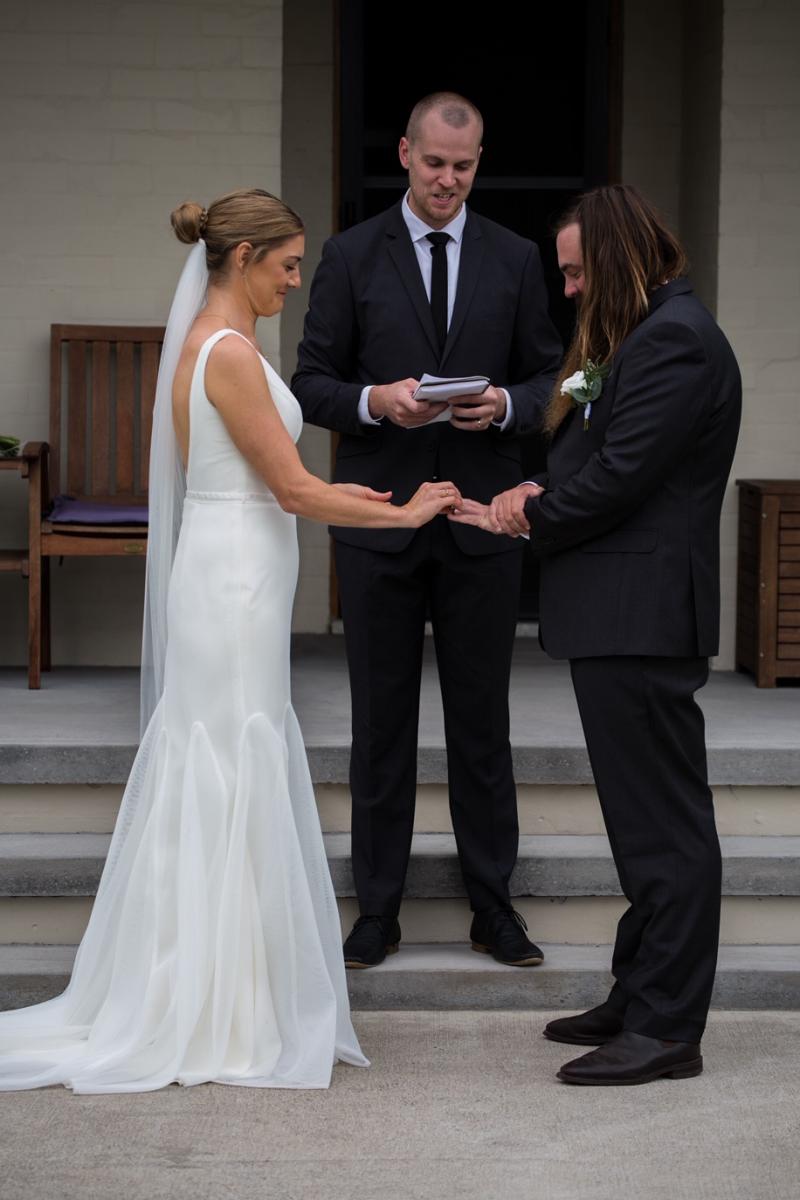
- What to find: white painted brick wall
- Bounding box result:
[282,0,335,633]
[717,0,800,667]
[0,0,283,666]
[679,1,722,315]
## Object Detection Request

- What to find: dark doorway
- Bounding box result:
[337,1,621,618]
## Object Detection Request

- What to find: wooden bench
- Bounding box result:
[736,479,800,686]
[26,325,165,688]
[1,446,46,686]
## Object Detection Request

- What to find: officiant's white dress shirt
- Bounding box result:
[358,192,513,429]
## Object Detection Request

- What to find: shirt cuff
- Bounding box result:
[491,389,513,431]
[358,385,383,425]
[517,483,541,540]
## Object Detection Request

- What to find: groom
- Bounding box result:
[453,185,741,1084]
[293,93,561,968]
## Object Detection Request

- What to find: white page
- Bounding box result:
[412,373,490,401]
[406,374,490,428]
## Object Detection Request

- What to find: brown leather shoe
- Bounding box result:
[544,1000,626,1046]
[557,1030,703,1086]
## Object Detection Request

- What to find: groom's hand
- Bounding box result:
[369,379,448,428]
[490,483,544,536]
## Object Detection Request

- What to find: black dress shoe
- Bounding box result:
[544,1000,626,1046]
[343,915,401,969]
[470,907,544,967]
[557,1030,703,1086]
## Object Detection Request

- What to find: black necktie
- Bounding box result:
[426,232,451,354]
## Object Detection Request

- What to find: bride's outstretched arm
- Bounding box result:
[205,336,460,529]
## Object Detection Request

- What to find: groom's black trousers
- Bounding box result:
[569,654,721,1043]
[335,516,522,918]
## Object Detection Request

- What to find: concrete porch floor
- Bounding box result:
[0,1010,798,1200]
[0,637,798,786]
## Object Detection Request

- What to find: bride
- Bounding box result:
[0,188,460,1093]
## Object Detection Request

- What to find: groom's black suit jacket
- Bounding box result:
[526,279,742,659]
[292,201,562,554]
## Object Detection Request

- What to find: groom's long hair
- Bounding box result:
[545,185,689,434]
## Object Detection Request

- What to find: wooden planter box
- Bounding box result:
[736,480,800,686]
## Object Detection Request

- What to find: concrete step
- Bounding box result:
[2,832,800,898]
[4,783,800,837]
[2,646,799,790]
[3,943,798,1012]
[4,742,799,788]
[4,894,797,946]
[3,832,799,948]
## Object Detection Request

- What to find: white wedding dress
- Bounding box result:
[0,330,368,1092]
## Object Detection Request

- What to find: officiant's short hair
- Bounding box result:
[406,93,483,144]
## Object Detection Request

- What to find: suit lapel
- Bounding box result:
[440,212,483,371]
[385,207,440,359]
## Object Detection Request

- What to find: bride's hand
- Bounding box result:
[402,480,463,526]
[334,483,393,502]
[448,498,508,535]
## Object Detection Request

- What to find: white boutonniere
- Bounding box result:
[561,360,611,430]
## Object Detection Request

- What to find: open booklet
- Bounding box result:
[409,373,491,426]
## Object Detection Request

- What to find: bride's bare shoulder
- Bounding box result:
[186,320,257,366]
[172,322,216,406]
[174,320,241,389]
[179,317,224,363]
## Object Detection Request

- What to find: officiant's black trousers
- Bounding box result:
[570,655,721,1043]
[335,518,522,918]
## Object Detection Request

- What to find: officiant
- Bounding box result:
[292,92,561,968]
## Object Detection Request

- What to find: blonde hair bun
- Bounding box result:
[170,201,207,244]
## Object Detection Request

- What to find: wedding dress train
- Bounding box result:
[0,330,368,1092]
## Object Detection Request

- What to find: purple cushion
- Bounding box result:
[48,495,149,525]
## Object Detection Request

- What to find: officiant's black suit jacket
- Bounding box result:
[290,201,560,918]
[292,201,562,553]
[526,279,742,659]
